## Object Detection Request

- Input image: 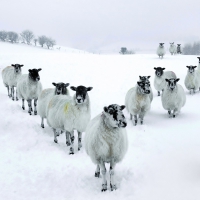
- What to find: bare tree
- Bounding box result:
[33,38,37,46]
[20,30,34,45]
[183,42,200,55]
[0,31,7,41]
[119,47,127,54]
[45,37,56,49]
[7,31,18,43]
[38,35,47,47]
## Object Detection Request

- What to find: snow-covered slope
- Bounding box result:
[1,42,200,200]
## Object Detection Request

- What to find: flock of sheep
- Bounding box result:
[1,55,200,192]
[157,42,182,58]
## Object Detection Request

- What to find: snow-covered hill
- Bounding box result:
[0,42,200,200]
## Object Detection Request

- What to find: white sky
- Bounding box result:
[0,0,200,52]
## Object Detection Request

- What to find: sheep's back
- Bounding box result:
[157,47,166,56]
[85,114,128,165]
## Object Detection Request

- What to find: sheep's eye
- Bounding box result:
[109,110,113,114]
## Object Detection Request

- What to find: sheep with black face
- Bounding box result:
[38,82,70,128]
[161,78,186,118]
[154,67,177,96]
[85,104,128,192]
[2,64,23,100]
[184,65,200,94]
[17,68,42,115]
[139,76,153,102]
[177,44,182,54]
[46,85,93,154]
[125,81,151,125]
[157,43,166,59]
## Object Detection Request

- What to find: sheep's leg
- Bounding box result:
[41,117,44,128]
[173,109,179,118]
[168,110,173,118]
[16,88,18,101]
[65,131,71,146]
[158,91,160,96]
[78,131,82,151]
[22,99,25,110]
[69,131,74,155]
[33,99,38,115]
[130,114,133,120]
[11,86,15,101]
[99,160,107,192]
[133,115,137,126]
[6,85,10,97]
[110,159,117,191]
[53,128,58,143]
[139,112,145,125]
[95,165,100,178]
[27,99,32,115]
[10,87,13,98]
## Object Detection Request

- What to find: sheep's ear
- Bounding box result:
[120,105,125,110]
[20,65,24,67]
[65,83,70,87]
[52,82,57,86]
[11,64,15,67]
[154,67,157,70]
[194,66,197,68]
[197,57,200,59]
[147,76,151,79]
[38,68,42,72]
[162,68,165,70]
[165,79,169,82]
[137,81,142,86]
[139,76,142,79]
[70,86,77,91]
[28,69,32,72]
[87,87,93,91]
[104,106,108,113]
[175,78,180,82]
[186,66,189,68]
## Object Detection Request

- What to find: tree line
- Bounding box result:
[0,30,56,49]
[182,42,200,55]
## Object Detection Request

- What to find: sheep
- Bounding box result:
[1,64,23,101]
[38,82,70,128]
[169,42,177,55]
[157,43,166,59]
[125,81,151,125]
[161,78,186,118]
[17,68,42,115]
[154,67,177,96]
[46,85,93,154]
[197,57,200,71]
[139,76,153,102]
[177,44,182,54]
[184,65,200,94]
[84,104,128,192]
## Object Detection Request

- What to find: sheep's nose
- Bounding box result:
[36,77,40,81]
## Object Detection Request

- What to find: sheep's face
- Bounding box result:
[52,82,70,95]
[154,67,165,77]
[170,42,174,47]
[70,85,93,104]
[28,68,42,81]
[139,76,151,84]
[11,64,23,73]
[137,81,150,94]
[103,104,127,128]
[177,44,181,46]
[159,43,164,48]
[197,57,200,63]
[165,78,180,91]
[186,66,197,74]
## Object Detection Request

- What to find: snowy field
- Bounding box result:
[1,42,200,200]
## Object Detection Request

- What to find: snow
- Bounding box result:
[1,41,200,200]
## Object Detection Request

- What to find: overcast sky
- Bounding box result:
[1,0,200,53]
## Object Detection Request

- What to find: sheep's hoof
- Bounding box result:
[41,124,44,128]
[34,111,37,115]
[12,98,14,101]
[69,147,74,155]
[22,106,25,110]
[66,141,71,146]
[95,172,100,178]
[168,111,171,115]
[16,98,18,101]
[110,184,117,191]
[134,120,137,126]
[54,139,58,143]
[29,112,32,115]
[69,152,74,155]
[140,120,143,125]
[101,182,107,192]
[173,115,176,118]
[31,108,33,111]
[78,143,82,150]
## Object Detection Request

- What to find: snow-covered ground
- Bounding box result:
[0,41,200,200]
